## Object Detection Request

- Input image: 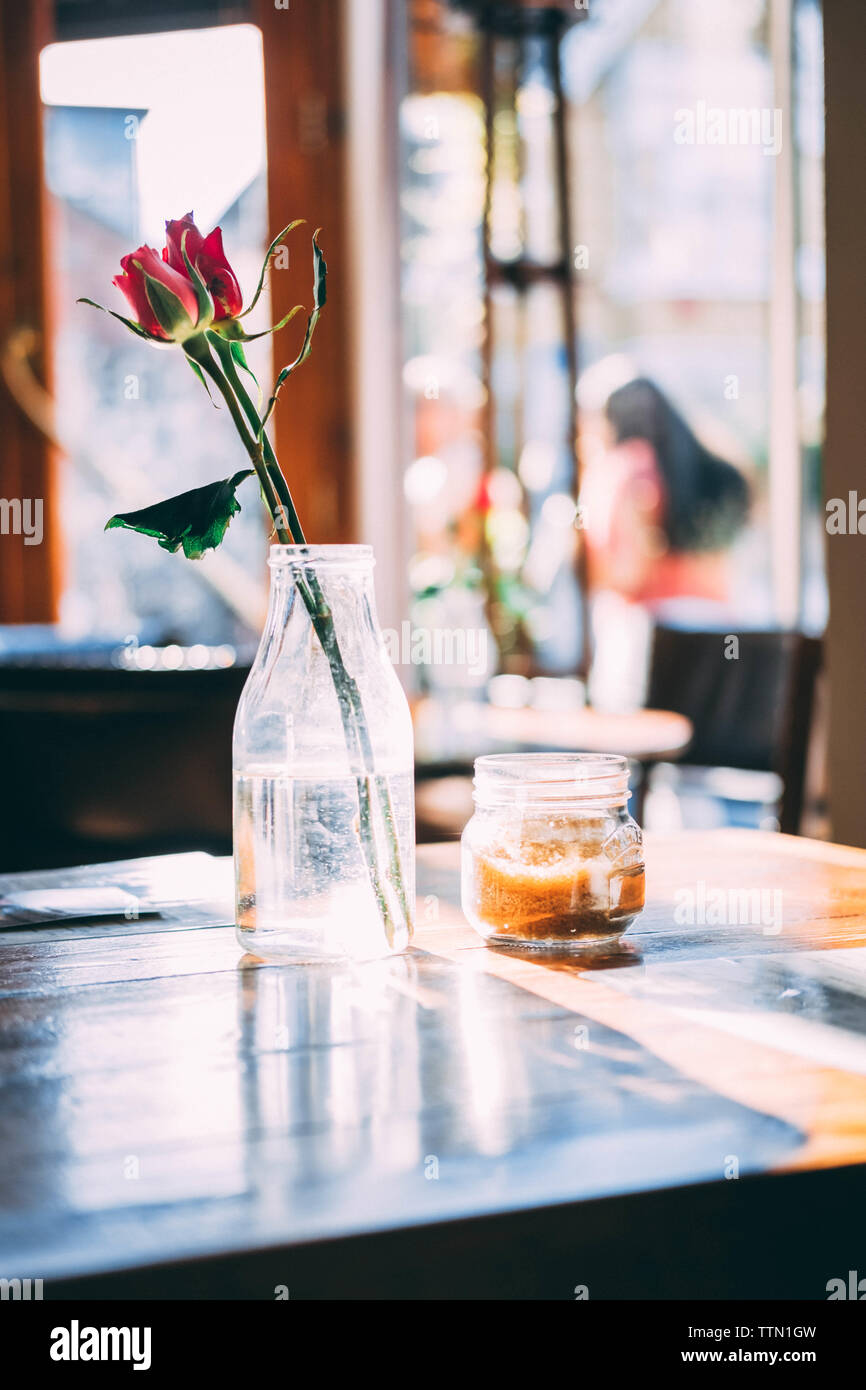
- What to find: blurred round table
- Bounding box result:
[413,697,693,772]
[412,697,693,840]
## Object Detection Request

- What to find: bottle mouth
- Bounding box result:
[268,544,374,571]
[473,752,631,808]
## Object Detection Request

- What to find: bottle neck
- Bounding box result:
[264,545,380,639]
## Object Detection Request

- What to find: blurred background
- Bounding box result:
[0,0,856,871]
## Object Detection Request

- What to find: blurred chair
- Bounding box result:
[0,665,247,871]
[644,627,823,834]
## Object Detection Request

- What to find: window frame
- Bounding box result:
[0,0,357,627]
[0,0,58,623]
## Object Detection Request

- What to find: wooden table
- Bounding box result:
[1,830,865,1299]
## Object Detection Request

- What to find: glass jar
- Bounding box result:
[233,545,415,963]
[461,753,644,950]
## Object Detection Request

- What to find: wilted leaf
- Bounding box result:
[105,470,254,559]
[210,305,302,343]
[239,218,305,319]
[76,297,161,343]
[312,227,327,309]
[257,232,328,437]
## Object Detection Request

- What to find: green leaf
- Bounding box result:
[230,339,256,380]
[230,339,262,403]
[105,470,254,559]
[186,355,218,404]
[240,218,305,319]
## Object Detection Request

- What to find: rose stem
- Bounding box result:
[212,336,412,931]
[189,336,402,941]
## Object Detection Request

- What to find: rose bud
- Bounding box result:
[113,245,202,342]
[164,213,244,322]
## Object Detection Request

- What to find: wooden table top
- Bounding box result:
[413,697,693,768]
[1,829,865,1299]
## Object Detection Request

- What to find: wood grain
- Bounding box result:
[416,831,866,1171]
[0,829,865,1295]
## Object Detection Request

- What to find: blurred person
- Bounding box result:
[580,374,750,610]
[577,367,751,709]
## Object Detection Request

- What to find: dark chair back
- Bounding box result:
[646,627,822,834]
[0,665,247,870]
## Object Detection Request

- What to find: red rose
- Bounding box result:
[113,245,200,341]
[164,213,243,321]
[92,211,303,349]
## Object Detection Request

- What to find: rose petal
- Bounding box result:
[121,245,200,329]
[164,212,205,276]
[197,227,244,319]
[113,269,168,339]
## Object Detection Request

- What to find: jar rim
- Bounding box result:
[475,752,628,778]
[268,544,374,570]
[473,752,631,808]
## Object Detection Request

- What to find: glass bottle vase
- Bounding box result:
[234,545,415,962]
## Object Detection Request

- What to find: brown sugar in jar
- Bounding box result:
[461,754,645,949]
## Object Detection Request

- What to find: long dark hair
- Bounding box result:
[605,378,750,552]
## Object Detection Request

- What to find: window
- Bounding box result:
[40,23,270,647]
[398,0,826,704]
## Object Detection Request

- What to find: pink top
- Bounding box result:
[580,439,731,607]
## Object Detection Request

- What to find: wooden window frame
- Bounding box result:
[0,0,359,629]
[253,0,356,546]
[0,0,58,623]
[823,0,866,846]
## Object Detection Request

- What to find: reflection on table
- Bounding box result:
[1,829,865,1296]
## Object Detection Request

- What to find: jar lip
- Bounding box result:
[473,752,631,808]
[268,544,374,570]
[474,752,628,780]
